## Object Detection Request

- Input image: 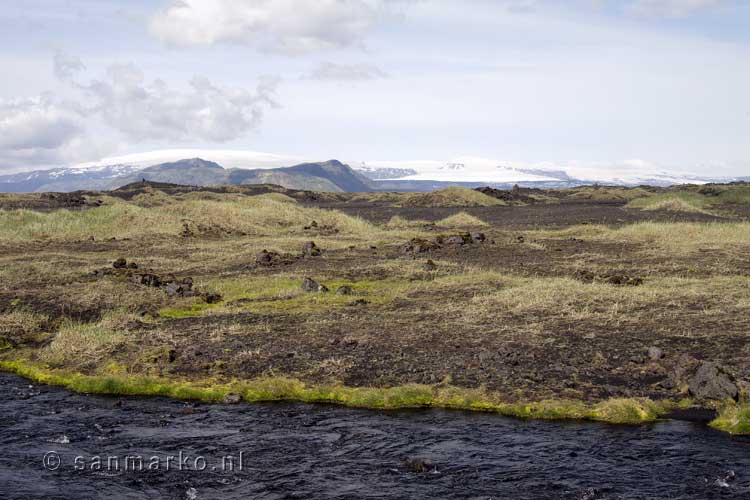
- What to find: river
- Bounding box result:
[0,373,748,499]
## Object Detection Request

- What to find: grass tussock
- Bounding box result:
[37,311,138,368]
[399,187,505,208]
[710,403,750,435]
[592,398,663,424]
[0,359,663,425]
[0,311,49,346]
[435,212,489,227]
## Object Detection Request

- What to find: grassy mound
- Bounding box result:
[712,185,750,205]
[0,194,378,242]
[627,193,712,213]
[399,187,505,208]
[435,212,489,227]
[566,186,654,202]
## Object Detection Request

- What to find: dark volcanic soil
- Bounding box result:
[316,200,731,228]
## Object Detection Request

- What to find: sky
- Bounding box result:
[0,0,748,175]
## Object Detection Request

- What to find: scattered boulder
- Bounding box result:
[128,272,204,298]
[401,232,487,255]
[400,238,440,255]
[647,346,664,361]
[573,270,643,286]
[180,222,195,238]
[203,292,222,304]
[689,362,739,401]
[573,270,595,284]
[132,273,162,288]
[604,274,643,286]
[112,258,128,269]
[422,259,437,271]
[223,393,242,404]
[301,277,328,293]
[302,241,322,257]
[303,221,339,234]
[255,249,280,266]
[403,457,437,473]
[336,285,354,295]
[438,233,473,245]
[164,277,196,297]
[347,299,369,306]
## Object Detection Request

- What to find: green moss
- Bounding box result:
[159,302,217,319]
[592,398,663,424]
[0,359,230,402]
[0,359,672,430]
[158,276,408,319]
[710,404,750,435]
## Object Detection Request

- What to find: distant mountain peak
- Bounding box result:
[155,158,224,170]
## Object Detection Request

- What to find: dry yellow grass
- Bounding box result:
[435,212,489,227]
[460,275,750,332]
[384,215,431,229]
[0,195,380,242]
[543,222,750,256]
[0,311,48,344]
[38,310,139,368]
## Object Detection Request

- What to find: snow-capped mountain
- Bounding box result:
[355,157,718,186]
[0,164,144,193]
[0,149,734,192]
[71,149,303,171]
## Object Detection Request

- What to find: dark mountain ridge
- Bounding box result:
[0,159,374,193]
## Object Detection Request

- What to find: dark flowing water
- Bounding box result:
[1,373,748,500]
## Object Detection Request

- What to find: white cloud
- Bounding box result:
[0,53,281,169]
[149,0,400,53]
[79,63,280,142]
[628,0,724,17]
[305,61,387,80]
[0,95,88,168]
[53,50,86,81]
